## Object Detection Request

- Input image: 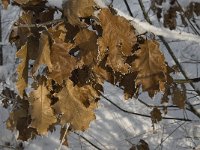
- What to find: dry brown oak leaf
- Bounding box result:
[9,9,54,49]
[132,40,167,97]
[63,0,96,26]
[92,57,121,86]
[92,65,112,85]
[31,32,52,75]
[172,84,186,109]
[186,2,200,18]
[130,139,150,150]
[74,29,98,66]
[53,80,98,130]
[10,11,33,49]
[150,107,162,124]
[98,8,137,74]
[29,81,57,135]
[7,98,37,141]
[48,22,67,41]
[16,37,41,97]
[119,73,138,100]
[42,25,77,84]
[48,39,76,85]
[16,43,28,97]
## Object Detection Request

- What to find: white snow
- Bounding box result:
[46,0,63,9]
[0,0,200,149]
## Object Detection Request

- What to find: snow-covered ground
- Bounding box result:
[0,0,200,149]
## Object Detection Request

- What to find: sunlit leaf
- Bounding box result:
[74,29,98,66]
[53,80,98,130]
[132,40,167,97]
[97,8,137,74]
[29,79,57,135]
[9,11,32,49]
[63,0,96,26]
[16,43,28,97]
[48,39,76,84]
[31,32,52,74]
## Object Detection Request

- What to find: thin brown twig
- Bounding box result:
[174,78,200,83]
[154,122,186,150]
[73,132,102,150]
[124,0,133,17]
[13,18,64,28]
[125,120,182,141]
[101,94,197,122]
[116,84,198,114]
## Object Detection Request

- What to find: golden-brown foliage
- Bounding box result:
[5,0,186,145]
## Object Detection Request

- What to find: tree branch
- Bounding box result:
[174,78,200,83]
[123,0,133,17]
[101,94,196,122]
[73,132,102,150]
[154,121,186,150]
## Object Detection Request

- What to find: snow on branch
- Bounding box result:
[115,8,200,44]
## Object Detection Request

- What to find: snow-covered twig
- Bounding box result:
[97,0,200,43]
[114,8,200,43]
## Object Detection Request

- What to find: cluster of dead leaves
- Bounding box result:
[151,0,200,30]
[5,0,186,145]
